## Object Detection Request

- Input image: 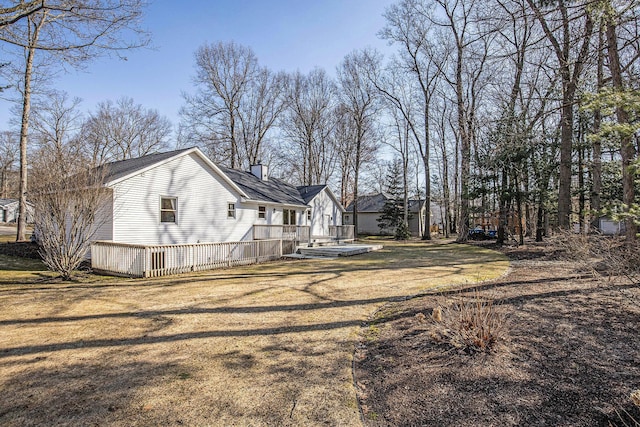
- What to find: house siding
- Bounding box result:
[309,188,342,237]
[92,190,114,241]
[344,212,391,235]
[110,152,254,245]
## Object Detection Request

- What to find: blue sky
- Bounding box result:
[0,0,394,135]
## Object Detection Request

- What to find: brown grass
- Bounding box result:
[0,240,507,426]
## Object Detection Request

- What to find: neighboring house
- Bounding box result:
[597,217,626,235]
[343,193,426,237]
[0,199,34,223]
[92,147,344,246]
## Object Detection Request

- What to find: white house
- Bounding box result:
[0,198,34,223]
[92,147,345,247]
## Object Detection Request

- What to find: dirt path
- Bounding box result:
[0,241,507,426]
[354,243,640,426]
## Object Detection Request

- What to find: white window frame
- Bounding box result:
[258,205,266,220]
[227,203,236,219]
[160,196,177,224]
[283,209,296,225]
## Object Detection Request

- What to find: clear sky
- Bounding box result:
[0,0,394,138]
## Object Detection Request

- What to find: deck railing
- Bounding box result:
[329,225,355,241]
[253,224,355,242]
[91,239,283,278]
[253,225,310,242]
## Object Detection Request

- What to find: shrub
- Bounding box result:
[558,232,640,286]
[394,222,411,240]
[430,289,508,353]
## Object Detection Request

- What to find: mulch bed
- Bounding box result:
[0,241,41,259]
[354,241,640,426]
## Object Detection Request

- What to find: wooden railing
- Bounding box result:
[91,239,283,278]
[253,225,310,242]
[329,225,355,241]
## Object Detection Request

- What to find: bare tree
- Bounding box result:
[181,41,285,170]
[380,0,449,240]
[525,0,594,230]
[333,102,358,205]
[281,67,337,185]
[82,97,172,164]
[31,91,84,157]
[0,0,149,241]
[0,130,18,198]
[0,1,45,29]
[337,49,380,236]
[431,0,492,242]
[237,69,288,166]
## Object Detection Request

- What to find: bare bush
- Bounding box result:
[557,232,640,286]
[30,151,109,280]
[430,290,508,353]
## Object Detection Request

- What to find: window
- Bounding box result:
[160,197,177,223]
[227,203,236,218]
[258,205,266,219]
[283,209,296,225]
[306,209,311,221]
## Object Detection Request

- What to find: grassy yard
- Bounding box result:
[0,240,508,426]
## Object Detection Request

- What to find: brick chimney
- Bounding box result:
[250,161,268,181]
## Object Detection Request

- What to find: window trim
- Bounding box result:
[283,209,296,225]
[160,196,177,224]
[227,202,236,219]
[258,205,266,220]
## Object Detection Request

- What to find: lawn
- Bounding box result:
[0,240,507,426]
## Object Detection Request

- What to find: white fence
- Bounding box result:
[91,239,283,278]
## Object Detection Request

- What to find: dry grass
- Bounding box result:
[0,240,507,426]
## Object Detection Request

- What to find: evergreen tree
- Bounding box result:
[378,158,412,239]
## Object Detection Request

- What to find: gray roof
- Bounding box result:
[297,185,327,204]
[218,166,310,207]
[346,193,424,213]
[97,148,327,208]
[98,148,193,183]
[0,198,18,207]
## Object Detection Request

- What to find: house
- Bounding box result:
[597,217,626,235]
[0,198,34,223]
[92,147,345,247]
[343,193,426,237]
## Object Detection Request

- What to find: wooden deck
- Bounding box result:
[293,243,383,259]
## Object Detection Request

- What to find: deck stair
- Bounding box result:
[296,243,383,258]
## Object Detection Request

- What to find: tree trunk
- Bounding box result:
[17,19,41,242]
[606,19,637,241]
[590,25,604,230]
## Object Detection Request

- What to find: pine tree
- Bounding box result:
[377,158,412,239]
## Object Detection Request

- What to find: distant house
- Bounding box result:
[343,193,426,237]
[0,199,34,223]
[91,147,345,247]
[597,217,626,235]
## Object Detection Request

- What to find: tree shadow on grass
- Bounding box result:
[0,352,184,426]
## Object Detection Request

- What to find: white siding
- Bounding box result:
[110,152,256,245]
[92,190,114,241]
[309,188,342,237]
